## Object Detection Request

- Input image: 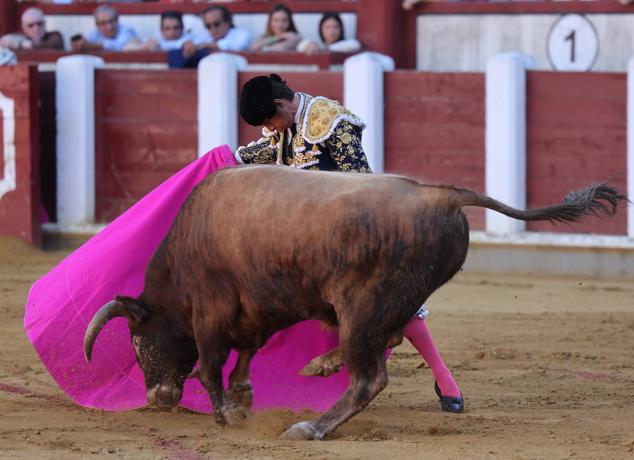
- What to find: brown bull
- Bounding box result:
[84,165,624,440]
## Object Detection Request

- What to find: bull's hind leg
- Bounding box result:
[282,320,390,440]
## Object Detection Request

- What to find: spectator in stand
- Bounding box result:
[168,6,251,69]
[250,3,301,52]
[127,11,198,51]
[71,5,140,52]
[0,7,64,51]
[297,12,361,55]
[198,6,251,52]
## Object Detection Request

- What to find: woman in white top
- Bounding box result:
[297,12,361,55]
[250,3,301,52]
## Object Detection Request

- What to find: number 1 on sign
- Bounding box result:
[547,14,598,71]
[564,30,575,63]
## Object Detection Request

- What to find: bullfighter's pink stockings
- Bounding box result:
[403,317,462,398]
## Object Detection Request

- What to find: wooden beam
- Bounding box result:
[409,0,634,15]
[16,50,353,69]
[17,1,359,16]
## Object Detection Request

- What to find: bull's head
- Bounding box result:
[83,296,198,410]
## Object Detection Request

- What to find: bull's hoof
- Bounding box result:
[280,421,323,441]
[227,381,253,409]
[214,410,227,426]
[299,357,343,377]
[221,403,250,426]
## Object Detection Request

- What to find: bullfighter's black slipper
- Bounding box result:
[434,381,464,414]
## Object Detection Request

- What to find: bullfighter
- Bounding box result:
[236,73,464,413]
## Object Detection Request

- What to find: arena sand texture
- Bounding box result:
[1,236,633,459]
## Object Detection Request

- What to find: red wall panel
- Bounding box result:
[94,69,197,222]
[526,71,626,235]
[0,65,40,245]
[384,71,485,230]
[0,116,3,175]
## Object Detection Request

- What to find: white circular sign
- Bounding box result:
[547,14,598,71]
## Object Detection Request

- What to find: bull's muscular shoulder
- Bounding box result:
[301,97,365,145]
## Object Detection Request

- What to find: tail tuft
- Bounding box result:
[559,183,627,223]
[448,181,627,224]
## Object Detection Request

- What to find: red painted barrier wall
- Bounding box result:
[94,69,197,222]
[384,71,486,230]
[0,65,41,245]
[526,71,627,235]
[0,112,3,175]
[237,71,344,147]
[85,68,627,237]
[93,70,344,223]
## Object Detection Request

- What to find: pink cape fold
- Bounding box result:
[24,145,348,413]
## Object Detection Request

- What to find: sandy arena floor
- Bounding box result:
[1,235,633,459]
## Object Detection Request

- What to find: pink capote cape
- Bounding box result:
[24,145,348,413]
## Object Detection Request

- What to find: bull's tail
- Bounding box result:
[444,182,626,223]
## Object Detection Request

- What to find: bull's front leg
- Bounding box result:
[197,343,231,426]
[227,350,255,411]
[194,293,249,426]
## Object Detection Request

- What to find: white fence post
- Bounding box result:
[485,52,535,235]
[56,55,104,229]
[198,53,248,156]
[626,57,634,238]
[344,52,394,174]
[0,90,15,200]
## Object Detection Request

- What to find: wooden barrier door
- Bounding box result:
[0,65,41,245]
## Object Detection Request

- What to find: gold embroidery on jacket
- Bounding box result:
[301,96,364,145]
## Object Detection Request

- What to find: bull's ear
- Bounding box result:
[115,295,148,323]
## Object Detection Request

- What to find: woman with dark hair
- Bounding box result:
[250,3,301,52]
[297,12,361,55]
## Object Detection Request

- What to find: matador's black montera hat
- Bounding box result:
[239,74,283,126]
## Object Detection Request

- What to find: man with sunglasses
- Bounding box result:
[168,6,251,69]
[71,5,140,52]
[128,11,200,52]
[199,6,251,52]
[0,7,63,51]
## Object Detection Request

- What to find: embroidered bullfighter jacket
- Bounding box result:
[234,93,372,173]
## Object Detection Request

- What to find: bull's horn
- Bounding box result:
[83,299,130,363]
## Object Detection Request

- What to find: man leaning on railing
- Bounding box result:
[70,4,140,52]
[0,7,63,51]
